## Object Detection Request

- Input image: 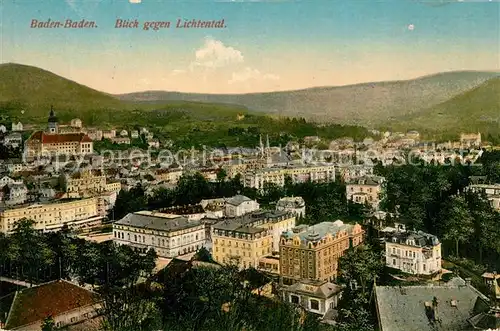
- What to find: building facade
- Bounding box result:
[383,230,441,275]
[468,183,500,211]
[280,221,364,284]
[61,168,121,198]
[212,210,296,269]
[244,164,336,190]
[0,198,101,234]
[283,279,342,317]
[225,195,260,217]
[25,109,93,158]
[346,175,385,210]
[276,196,306,218]
[113,211,206,258]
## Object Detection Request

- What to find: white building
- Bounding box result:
[283,279,342,317]
[383,229,442,275]
[244,164,335,190]
[113,211,206,258]
[276,196,306,218]
[11,122,23,131]
[120,129,128,137]
[70,118,83,128]
[225,195,260,217]
[131,130,139,139]
[346,175,385,210]
[468,183,500,211]
[3,132,22,148]
[0,125,6,133]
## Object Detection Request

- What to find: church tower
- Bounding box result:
[47,106,59,134]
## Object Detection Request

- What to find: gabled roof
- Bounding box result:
[285,279,342,299]
[5,279,99,329]
[226,195,252,206]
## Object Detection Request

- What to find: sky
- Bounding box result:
[0,0,499,94]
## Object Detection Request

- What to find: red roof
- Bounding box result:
[6,280,99,329]
[28,131,92,144]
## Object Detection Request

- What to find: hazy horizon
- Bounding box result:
[1,0,498,94]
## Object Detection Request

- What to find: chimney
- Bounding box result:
[465,277,472,285]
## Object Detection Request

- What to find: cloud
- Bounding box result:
[229,67,280,84]
[189,37,244,70]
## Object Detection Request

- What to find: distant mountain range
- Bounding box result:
[0,63,498,136]
[117,71,499,127]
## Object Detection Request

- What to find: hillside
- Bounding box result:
[0,63,370,148]
[389,78,500,141]
[0,63,250,125]
[117,71,499,126]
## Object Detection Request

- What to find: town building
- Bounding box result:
[212,210,296,269]
[482,272,500,301]
[25,109,93,158]
[113,211,206,257]
[279,221,364,284]
[225,195,260,217]
[383,229,441,275]
[0,182,28,205]
[276,196,306,218]
[468,183,500,211]
[336,165,374,183]
[70,118,83,128]
[110,137,131,145]
[0,279,100,330]
[244,164,335,190]
[11,122,23,131]
[0,197,101,234]
[60,168,121,198]
[346,175,384,210]
[283,279,342,318]
[3,132,22,148]
[374,279,493,331]
[131,130,139,139]
[0,125,6,133]
[119,129,128,137]
[102,130,116,139]
[84,128,103,141]
[460,132,482,147]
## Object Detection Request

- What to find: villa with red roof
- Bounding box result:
[25,107,93,158]
[0,279,101,330]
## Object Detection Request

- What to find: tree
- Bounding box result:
[41,316,57,331]
[440,195,474,257]
[338,244,383,298]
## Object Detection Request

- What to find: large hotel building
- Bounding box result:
[0,197,101,234]
[211,210,296,269]
[24,108,93,158]
[279,221,364,285]
[112,211,206,258]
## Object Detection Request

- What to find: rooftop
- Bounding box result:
[375,283,490,331]
[5,279,98,330]
[226,194,253,206]
[281,220,359,244]
[114,211,202,232]
[384,229,440,248]
[28,131,92,144]
[213,210,291,234]
[284,279,342,299]
[276,196,305,209]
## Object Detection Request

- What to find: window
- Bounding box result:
[392,259,396,265]
[291,295,299,304]
[70,316,77,323]
[310,299,320,310]
[423,264,426,271]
